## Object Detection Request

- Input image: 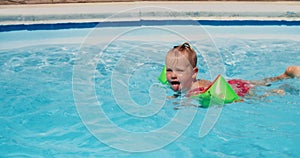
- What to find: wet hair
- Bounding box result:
[167,42,197,68]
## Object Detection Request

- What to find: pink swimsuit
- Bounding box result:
[187,79,252,98]
[227,79,252,97]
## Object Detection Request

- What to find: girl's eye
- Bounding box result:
[166,69,172,72]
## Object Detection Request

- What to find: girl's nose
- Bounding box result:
[171,72,177,79]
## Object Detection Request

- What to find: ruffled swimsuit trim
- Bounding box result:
[227,79,252,97]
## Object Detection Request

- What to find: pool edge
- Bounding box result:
[0,1,300,25]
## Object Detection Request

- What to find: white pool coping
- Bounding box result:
[0,1,300,25]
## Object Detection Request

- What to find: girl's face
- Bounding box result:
[166,54,197,92]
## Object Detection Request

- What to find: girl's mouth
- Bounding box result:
[170,81,180,91]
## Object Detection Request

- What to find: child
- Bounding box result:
[165,42,300,98]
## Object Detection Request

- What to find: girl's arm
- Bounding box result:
[264,66,300,82]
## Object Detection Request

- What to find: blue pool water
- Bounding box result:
[0,24,300,157]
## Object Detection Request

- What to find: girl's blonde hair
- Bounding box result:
[167,42,197,68]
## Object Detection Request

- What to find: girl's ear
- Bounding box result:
[192,67,198,80]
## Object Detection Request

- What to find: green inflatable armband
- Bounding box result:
[193,75,240,108]
[158,65,168,85]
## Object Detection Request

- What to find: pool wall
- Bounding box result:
[0,1,299,26]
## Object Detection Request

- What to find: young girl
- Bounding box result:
[164,42,300,98]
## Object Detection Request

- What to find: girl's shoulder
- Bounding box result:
[196,79,211,86]
[187,79,211,97]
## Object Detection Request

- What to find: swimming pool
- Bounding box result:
[1,21,300,157]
